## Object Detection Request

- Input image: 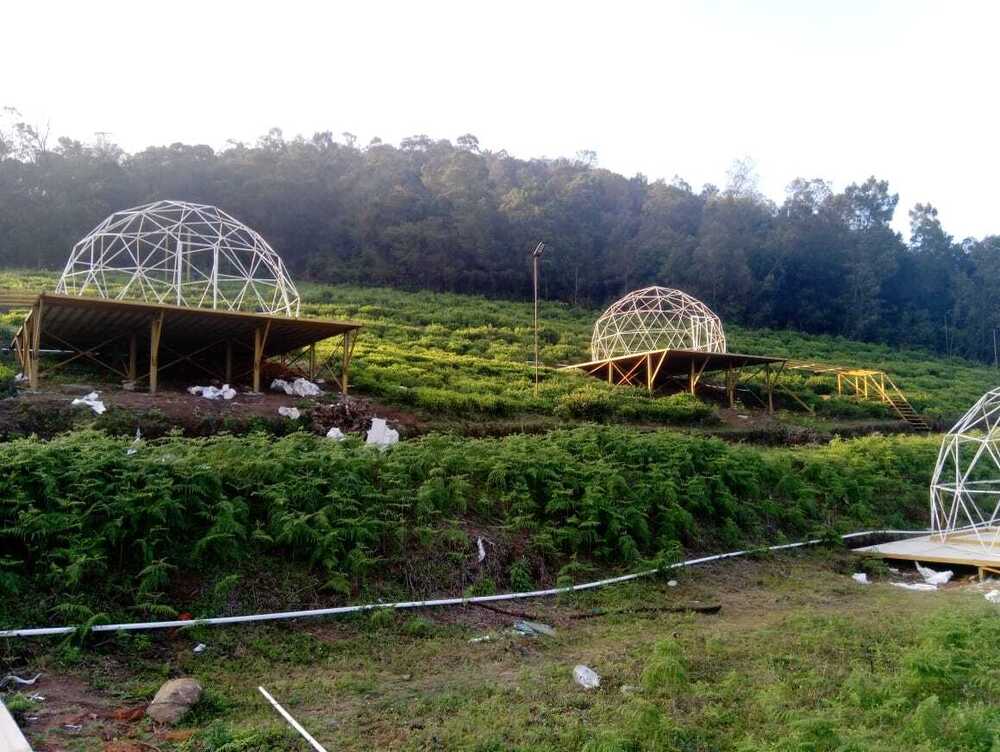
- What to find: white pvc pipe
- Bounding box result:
[0,526,945,640]
[259,686,328,752]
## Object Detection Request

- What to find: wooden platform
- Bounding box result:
[855,531,1000,576]
[5,292,362,393]
[561,348,787,410]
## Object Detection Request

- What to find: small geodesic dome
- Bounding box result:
[930,387,1000,549]
[56,200,300,316]
[590,286,726,361]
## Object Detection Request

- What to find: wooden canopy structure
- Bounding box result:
[561,348,787,412]
[5,292,361,394]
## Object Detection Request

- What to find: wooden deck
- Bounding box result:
[560,348,787,411]
[855,531,1000,577]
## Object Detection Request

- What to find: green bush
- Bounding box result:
[0,427,937,623]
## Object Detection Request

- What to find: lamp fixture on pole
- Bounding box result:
[531,242,545,396]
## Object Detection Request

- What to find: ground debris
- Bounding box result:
[573,665,601,689]
[513,620,556,637]
[309,395,382,435]
[570,603,721,619]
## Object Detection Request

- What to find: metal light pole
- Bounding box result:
[993,326,998,370]
[532,242,545,396]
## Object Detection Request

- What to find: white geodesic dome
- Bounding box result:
[930,387,1000,550]
[590,286,726,361]
[56,200,301,316]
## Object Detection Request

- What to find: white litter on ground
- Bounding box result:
[852,573,870,585]
[14,372,26,382]
[366,417,399,449]
[277,406,301,420]
[270,378,321,397]
[193,643,207,654]
[71,391,106,414]
[325,426,346,441]
[477,537,487,563]
[188,384,236,400]
[513,621,556,637]
[916,562,953,585]
[892,582,938,592]
[126,427,142,456]
[985,589,1000,604]
[667,579,678,588]
[0,673,41,689]
[573,665,601,689]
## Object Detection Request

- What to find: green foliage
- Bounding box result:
[0,428,939,623]
[0,125,995,368]
[641,638,687,693]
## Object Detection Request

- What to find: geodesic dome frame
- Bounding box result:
[590,286,726,361]
[55,200,301,317]
[930,387,1000,550]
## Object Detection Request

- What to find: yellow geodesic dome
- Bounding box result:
[591,286,726,360]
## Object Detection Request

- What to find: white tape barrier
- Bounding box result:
[0,527,955,639]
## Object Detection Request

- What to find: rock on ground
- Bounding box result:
[146,678,202,724]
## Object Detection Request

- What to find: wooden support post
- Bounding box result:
[727,366,736,408]
[225,340,233,384]
[837,373,842,396]
[253,329,264,392]
[128,333,137,381]
[689,360,696,395]
[342,331,353,394]
[29,299,43,389]
[607,361,613,384]
[766,363,774,414]
[308,343,317,380]
[149,313,164,394]
[251,321,271,393]
[646,352,653,395]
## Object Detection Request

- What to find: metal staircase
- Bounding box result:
[786,362,931,431]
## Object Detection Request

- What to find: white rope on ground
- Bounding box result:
[259,686,329,752]
[0,526,959,639]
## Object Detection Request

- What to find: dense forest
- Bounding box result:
[2,109,999,362]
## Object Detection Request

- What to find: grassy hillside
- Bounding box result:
[2,271,994,424]
[299,284,995,423]
[2,271,998,752]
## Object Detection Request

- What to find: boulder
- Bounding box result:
[146,677,202,724]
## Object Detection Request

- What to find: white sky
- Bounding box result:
[4,0,997,239]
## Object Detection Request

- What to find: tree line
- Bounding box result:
[2,109,998,362]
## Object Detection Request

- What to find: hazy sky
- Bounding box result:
[4,0,997,239]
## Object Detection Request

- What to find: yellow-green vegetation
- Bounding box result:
[1,271,996,424]
[19,554,1000,752]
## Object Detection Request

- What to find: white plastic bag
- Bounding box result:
[71,391,106,414]
[277,406,301,420]
[915,563,953,586]
[573,665,601,689]
[271,378,321,397]
[366,417,399,449]
[851,573,869,585]
[189,384,236,400]
[325,426,346,441]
